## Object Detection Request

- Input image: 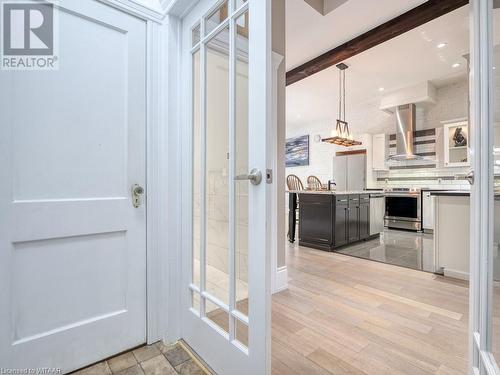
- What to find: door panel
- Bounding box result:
[348,196,360,242]
[347,154,366,191]
[182,1,270,374]
[359,199,370,240]
[0,1,146,371]
[333,155,347,190]
[334,201,348,247]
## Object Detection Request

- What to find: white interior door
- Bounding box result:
[470,0,500,373]
[0,1,147,371]
[180,1,271,374]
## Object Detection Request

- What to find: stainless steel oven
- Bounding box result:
[384,189,421,231]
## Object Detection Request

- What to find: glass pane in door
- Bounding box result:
[205,1,229,35]
[205,26,230,306]
[234,10,249,315]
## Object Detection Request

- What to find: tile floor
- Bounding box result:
[72,342,206,375]
[336,229,435,272]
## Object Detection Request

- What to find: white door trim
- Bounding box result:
[94,0,171,345]
[161,0,205,346]
[269,51,287,294]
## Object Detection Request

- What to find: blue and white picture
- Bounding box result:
[285,135,309,167]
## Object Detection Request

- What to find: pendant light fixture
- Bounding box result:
[322,63,362,147]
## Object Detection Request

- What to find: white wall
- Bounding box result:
[273,0,287,268]
[375,79,470,190]
[285,78,469,190]
[284,130,376,188]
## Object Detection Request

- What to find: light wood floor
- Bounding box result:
[271,244,469,375]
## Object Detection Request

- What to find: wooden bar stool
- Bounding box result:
[286,175,304,243]
[307,175,323,190]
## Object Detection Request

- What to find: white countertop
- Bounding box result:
[287,190,377,195]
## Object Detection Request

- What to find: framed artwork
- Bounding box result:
[286,135,309,167]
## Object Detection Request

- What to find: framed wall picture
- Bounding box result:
[286,135,310,167]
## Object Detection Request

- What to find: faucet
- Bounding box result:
[328,180,336,190]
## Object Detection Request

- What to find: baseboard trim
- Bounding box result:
[273,266,288,294]
[443,268,469,280]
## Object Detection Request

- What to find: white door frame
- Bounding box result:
[96,0,171,345]
[469,0,500,373]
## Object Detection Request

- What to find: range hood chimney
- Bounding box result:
[388,104,422,161]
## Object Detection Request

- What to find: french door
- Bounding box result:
[470,0,500,373]
[180,1,271,374]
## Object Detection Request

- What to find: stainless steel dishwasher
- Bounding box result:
[369,193,385,236]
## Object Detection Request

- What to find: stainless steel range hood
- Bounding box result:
[388,103,423,161]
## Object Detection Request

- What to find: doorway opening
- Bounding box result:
[273,1,476,373]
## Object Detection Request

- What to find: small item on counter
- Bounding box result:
[453,127,467,147]
[328,180,336,191]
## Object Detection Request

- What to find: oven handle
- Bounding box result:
[385,194,420,198]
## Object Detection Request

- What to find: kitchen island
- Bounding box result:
[288,191,383,251]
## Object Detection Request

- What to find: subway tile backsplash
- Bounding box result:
[375,166,471,190]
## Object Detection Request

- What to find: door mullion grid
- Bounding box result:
[228,0,237,343]
[200,14,207,319]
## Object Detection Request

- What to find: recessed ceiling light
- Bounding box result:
[378,87,385,92]
[452,63,461,68]
[437,42,448,49]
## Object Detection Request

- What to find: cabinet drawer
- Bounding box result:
[299,193,332,204]
[335,195,348,205]
[349,194,360,207]
[360,195,370,205]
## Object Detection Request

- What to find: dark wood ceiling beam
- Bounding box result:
[286,0,469,86]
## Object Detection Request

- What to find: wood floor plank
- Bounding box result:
[271,243,469,374]
[307,348,368,375]
[354,284,463,320]
[272,339,332,375]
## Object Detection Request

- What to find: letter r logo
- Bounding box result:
[2,2,53,56]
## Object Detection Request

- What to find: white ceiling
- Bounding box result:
[286,0,428,70]
[286,4,471,131]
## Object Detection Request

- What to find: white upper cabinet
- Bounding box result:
[442,120,470,167]
[372,133,388,170]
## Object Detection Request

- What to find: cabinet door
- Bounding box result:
[348,196,360,242]
[334,205,348,247]
[334,195,348,247]
[299,197,333,245]
[359,203,370,240]
[333,156,347,191]
[422,191,435,230]
[372,134,387,170]
[443,121,470,167]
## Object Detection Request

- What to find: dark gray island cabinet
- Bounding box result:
[299,193,371,251]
